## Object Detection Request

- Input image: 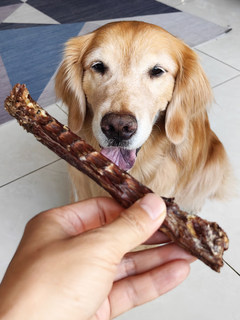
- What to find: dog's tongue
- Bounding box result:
[100,147,136,171]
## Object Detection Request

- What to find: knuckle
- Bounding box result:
[25,209,53,231]
[25,213,42,230]
[123,253,138,277]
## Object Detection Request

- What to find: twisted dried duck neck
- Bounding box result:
[5,84,229,272]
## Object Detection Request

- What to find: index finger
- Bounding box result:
[49,197,124,236]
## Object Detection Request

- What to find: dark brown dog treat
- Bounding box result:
[5,84,229,272]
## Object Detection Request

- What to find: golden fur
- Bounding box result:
[55,21,232,213]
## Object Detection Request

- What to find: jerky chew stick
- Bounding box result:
[5,84,229,272]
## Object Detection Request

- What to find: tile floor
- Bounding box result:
[0,0,239,319]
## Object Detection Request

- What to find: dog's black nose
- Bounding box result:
[101,113,137,142]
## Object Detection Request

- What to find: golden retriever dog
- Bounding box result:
[55,21,232,213]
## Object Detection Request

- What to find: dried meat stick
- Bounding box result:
[5,84,229,272]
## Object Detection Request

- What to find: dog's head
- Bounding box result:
[56,21,212,171]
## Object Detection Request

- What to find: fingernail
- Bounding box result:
[139,194,166,220]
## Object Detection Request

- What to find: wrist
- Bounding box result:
[0,288,30,320]
[0,276,45,320]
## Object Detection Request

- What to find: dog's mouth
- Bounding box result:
[100,147,138,171]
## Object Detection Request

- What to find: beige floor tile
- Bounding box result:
[0,104,67,186]
[0,160,70,280]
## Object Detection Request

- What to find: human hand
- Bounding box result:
[0,194,194,320]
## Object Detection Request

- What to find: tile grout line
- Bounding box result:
[0,159,61,189]
[56,102,68,115]
[196,48,240,73]
[212,73,240,89]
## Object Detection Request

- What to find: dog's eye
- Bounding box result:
[91,61,107,75]
[149,65,166,78]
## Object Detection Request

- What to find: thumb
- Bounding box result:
[104,193,166,256]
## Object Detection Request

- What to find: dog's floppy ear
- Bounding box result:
[165,45,213,145]
[55,33,93,133]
